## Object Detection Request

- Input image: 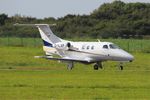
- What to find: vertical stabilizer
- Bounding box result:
[35,24,62,45]
[14,23,65,57]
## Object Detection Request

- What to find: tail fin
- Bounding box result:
[14,23,62,45]
[14,23,64,56]
[36,24,63,56]
[35,24,62,45]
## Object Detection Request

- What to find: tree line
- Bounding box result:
[0,1,150,39]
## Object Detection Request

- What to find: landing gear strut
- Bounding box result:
[93,62,102,70]
[119,62,124,70]
[120,65,123,70]
[67,61,74,70]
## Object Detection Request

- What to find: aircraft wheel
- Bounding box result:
[120,65,123,70]
[94,64,99,70]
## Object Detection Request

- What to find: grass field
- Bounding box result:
[0,46,150,100]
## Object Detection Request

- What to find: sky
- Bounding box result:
[0,0,150,19]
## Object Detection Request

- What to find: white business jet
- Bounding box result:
[14,24,134,70]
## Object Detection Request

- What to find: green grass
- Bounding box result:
[0,46,150,99]
[1,70,150,100]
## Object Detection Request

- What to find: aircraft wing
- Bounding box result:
[34,56,92,63]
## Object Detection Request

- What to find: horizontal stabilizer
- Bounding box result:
[14,23,57,27]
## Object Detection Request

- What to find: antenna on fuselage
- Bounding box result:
[97,39,101,42]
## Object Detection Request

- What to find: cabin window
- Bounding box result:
[82,45,85,49]
[61,44,64,47]
[103,45,108,49]
[87,46,90,50]
[91,46,94,50]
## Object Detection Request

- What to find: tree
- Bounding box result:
[0,14,8,26]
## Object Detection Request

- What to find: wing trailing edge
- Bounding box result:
[34,56,93,63]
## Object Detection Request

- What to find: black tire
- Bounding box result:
[120,66,123,70]
[94,64,99,70]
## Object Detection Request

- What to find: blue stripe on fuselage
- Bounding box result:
[43,40,53,47]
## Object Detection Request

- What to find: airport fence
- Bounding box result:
[0,37,43,47]
[0,37,149,53]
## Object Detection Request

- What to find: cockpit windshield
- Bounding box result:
[109,44,119,49]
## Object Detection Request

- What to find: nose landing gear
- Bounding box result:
[119,62,124,70]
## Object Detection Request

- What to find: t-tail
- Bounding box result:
[36,24,62,56]
[14,23,65,56]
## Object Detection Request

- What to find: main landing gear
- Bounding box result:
[93,62,103,70]
[119,62,124,70]
[67,61,74,70]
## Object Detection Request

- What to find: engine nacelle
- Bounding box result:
[54,42,72,50]
[67,42,71,48]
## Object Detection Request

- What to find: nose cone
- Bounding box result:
[119,50,134,62]
[127,53,134,62]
